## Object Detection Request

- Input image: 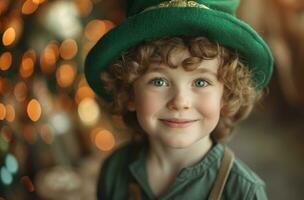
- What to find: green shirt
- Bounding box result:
[97,142,267,200]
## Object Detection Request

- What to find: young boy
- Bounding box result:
[85,0,273,199]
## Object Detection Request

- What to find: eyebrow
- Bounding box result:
[146,66,217,76]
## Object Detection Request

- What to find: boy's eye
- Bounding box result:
[150,78,169,87]
[194,79,209,88]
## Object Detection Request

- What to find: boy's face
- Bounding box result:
[128,49,224,148]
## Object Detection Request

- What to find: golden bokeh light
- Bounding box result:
[94,129,115,151]
[32,0,46,5]
[14,81,28,102]
[56,63,76,87]
[40,42,59,74]
[5,104,15,122]
[104,20,115,32]
[84,20,106,41]
[75,86,95,104]
[75,0,93,17]
[2,27,16,46]
[78,98,100,126]
[59,39,78,60]
[0,103,6,120]
[22,0,38,15]
[0,51,12,71]
[20,57,34,78]
[39,124,54,145]
[27,99,42,122]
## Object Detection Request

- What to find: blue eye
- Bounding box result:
[194,79,209,87]
[150,78,168,87]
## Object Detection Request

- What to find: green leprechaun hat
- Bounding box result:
[85,0,274,101]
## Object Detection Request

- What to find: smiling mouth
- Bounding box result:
[159,119,198,128]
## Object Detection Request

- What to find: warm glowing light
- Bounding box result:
[94,129,115,151]
[22,0,38,15]
[39,124,54,144]
[59,39,78,60]
[20,57,34,78]
[21,176,35,192]
[75,86,95,104]
[32,0,45,5]
[27,99,42,122]
[40,42,59,74]
[78,98,100,126]
[84,20,106,41]
[0,52,12,71]
[14,81,28,102]
[56,63,76,87]
[2,27,16,46]
[0,103,6,120]
[5,105,15,122]
[75,0,93,17]
[104,20,115,31]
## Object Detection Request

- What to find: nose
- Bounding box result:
[167,88,191,111]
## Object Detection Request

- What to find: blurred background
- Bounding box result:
[0,0,303,199]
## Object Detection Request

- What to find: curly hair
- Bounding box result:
[100,36,263,143]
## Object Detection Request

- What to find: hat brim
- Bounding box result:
[85,7,273,101]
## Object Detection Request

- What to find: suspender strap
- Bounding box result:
[208,146,235,200]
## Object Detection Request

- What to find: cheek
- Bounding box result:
[134,91,165,116]
[196,94,222,118]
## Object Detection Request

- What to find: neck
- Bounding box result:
[147,136,213,173]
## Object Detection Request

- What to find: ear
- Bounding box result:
[127,100,136,111]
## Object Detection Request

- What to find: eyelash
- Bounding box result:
[148,77,211,88]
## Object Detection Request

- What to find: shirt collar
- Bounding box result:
[128,142,224,198]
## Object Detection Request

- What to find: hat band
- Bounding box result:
[142,0,210,13]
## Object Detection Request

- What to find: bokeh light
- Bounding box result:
[77,98,100,126]
[0,103,6,120]
[27,99,42,122]
[2,27,16,46]
[5,154,18,174]
[5,104,15,122]
[75,86,95,104]
[59,39,78,60]
[22,0,38,15]
[14,81,28,102]
[20,57,34,78]
[56,63,76,88]
[50,112,71,135]
[0,51,12,71]
[75,0,93,17]
[0,166,13,185]
[94,129,115,151]
[40,41,59,74]
[84,19,106,42]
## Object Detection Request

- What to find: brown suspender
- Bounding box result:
[128,146,235,200]
[208,146,235,200]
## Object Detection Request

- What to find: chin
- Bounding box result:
[164,138,198,149]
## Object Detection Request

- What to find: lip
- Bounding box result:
[159,118,198,128]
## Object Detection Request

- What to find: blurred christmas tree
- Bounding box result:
[0,0,128,199]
